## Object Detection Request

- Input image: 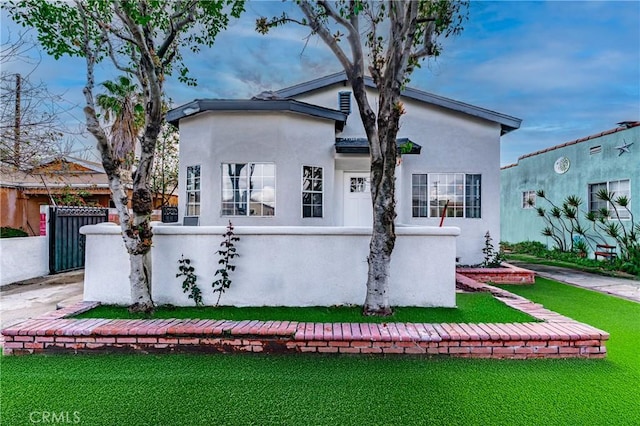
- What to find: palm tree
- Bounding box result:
[96,76,143,169]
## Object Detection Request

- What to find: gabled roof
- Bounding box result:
[34,155,105,174]
[167,99,347,128]
[275,71,522,135]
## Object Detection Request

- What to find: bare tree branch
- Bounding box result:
[157,0,199,60]
[299,1,354,74]
[102,28,137,74]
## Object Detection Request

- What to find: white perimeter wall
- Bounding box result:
[0,236,49,286]
[82,223,459,308]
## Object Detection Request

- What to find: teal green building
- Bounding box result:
[501,122,639,252]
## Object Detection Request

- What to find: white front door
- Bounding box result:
[344,172,372,226]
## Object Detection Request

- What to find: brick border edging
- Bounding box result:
[456,262,536,284]
[2,274,609,359]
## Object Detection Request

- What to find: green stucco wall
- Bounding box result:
[501,125,639,249]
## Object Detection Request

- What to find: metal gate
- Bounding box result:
[49,206,109,274]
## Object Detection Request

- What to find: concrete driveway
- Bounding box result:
[511,262,640,303]
[1,270,84,329]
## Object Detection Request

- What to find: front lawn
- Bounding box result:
[74,292,535,323]
[502,241,639,278]
[2,278,639,425]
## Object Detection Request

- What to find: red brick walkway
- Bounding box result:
[1,274,608,358]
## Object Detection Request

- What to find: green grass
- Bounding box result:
[2,278,639,425]
[74,293,535,323]
[506,253,635,278]
[497,277,640,369]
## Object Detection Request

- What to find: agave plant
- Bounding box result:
[566,195,582,208]
[604,222,621,239]
[598,207,610,222]
[596,188,614,203]
[562,203,577,220]
[615,195,630,208]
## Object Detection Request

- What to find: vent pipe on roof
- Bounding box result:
[338,91,351,115]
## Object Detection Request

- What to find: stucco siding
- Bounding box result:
[501,125,639,247]
[179,111,337,226]
[293,85,503,264]
[399,111,501,264]
[176,81,511,265]
[1,236,49,285]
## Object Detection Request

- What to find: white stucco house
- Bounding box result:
[80,72,520,308]
[167,72,521,265]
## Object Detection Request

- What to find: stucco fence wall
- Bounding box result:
[81,223,460,308]
[1,236,49,286]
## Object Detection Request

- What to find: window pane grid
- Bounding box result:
[589,182,607,214]
[465,174,481,218]
[412,174,429,217]
[186,165,200,216]
[412,173,481,219]
[589,180,630,220]
[302,166,323,218]
[609,179,630,219]
[430,173,464,218]
[222,163,275,217]
[522,190,536,209]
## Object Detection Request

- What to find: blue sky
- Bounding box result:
[2,1,639,166]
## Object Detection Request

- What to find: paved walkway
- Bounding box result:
[510,262,640,303]
[0,271,84,329]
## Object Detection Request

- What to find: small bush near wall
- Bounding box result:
[501,241,548,257]
[0,227,28,238]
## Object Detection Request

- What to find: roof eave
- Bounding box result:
[275,72,522,134]
[167,99,347,127]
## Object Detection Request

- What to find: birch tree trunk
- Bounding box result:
[349,75,401,316]
[77,4,159,314]
[10,0,244,315]
[269,0,467,315]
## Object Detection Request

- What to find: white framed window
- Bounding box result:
[465,174,482,218]
[185,165,201,216]
[302,165,323,218]
[221,163,275,216]
[589,179,630,220]
[522,190,536,209]
[412,173,481,218]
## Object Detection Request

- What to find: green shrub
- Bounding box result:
[619,262,639,276]
[501,241,547,256]
[503,240,639,277]
[0,227,28,238]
